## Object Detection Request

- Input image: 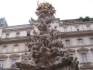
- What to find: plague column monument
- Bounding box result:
[16,1,79,70]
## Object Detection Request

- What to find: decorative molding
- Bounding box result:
[67,48,75,53]
[77,47,89,53]
[65,44,93,48]
[3,45,7,47]
[62,30,93,38]
[0,55,8,59]
[14,43,19,46]
[9,54,20,59]
[80,62,93,69]
[66,48,75,55]
[0,51,26,54]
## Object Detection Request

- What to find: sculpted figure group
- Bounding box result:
[16,2,79,70]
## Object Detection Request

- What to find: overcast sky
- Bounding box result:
[0,0,93,26]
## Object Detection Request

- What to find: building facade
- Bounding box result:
[0,18,93,70]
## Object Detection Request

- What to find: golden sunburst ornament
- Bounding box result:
[36,2,56,17]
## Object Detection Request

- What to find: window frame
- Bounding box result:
[16,32,20,37]
[77,38,83,45]
[80,53,88,63]
[65,39,70,47]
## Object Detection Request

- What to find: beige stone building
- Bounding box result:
[0,18,93,70]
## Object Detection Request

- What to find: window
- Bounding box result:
[6,33,9,38]
[77,38,83,45]
[13,47,19,52]
[11,59,17,68]
[90,38,93,44]
[77,29,79,31]
[54,26,57,29]
[2,45,11,53]
[14,48,18,52]
[80,53,88,63]
[11,59,16,65]
[65,40,70,47]
[0,60,4,69]
[27,31,30,36]
[16,32,20,37]
[2,45,8,53]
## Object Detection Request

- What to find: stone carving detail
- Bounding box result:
[16,2,79,70]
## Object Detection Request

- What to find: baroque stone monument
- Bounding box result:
[16,2,79,70]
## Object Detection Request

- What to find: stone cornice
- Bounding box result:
[0,36,31,44]
[3,26,33,32]
[0,54,8,59]
[62,19,93,25]
[0,51,26,54]
[1,30,93,44]
[65,44,93,48]
[62,30,93,38]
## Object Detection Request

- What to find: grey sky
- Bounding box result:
[0,0,93,26]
